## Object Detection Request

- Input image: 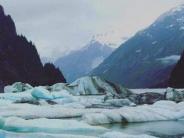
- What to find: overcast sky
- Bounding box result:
[1,0,184,60]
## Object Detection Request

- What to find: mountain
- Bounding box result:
[169,50,184,88]
[0,5,66,90]
[91,5,184,88]
[43,63,66,85]
[54,40,114,82]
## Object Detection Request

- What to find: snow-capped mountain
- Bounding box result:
[54,40,114,82]
[91,5,184,88]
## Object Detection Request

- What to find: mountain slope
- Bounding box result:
[169,50,184,88]
[55,40,114,82]
[0,5,66,90]
[91,5,184,88]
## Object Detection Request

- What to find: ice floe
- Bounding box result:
[4,82,33,93]
[1,77,184,137]
[0,117,107,135]
[83,101,184,125]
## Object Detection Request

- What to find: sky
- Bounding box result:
[1,0,184,60]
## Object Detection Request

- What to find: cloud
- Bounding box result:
[1,0,184,60]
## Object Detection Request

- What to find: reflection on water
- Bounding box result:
[0,121,184,137]
[101,121,184,138]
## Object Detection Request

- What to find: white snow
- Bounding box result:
[171,5,184,13]
[91,56,104,69]
[166,24,174,29]
[0,103,107,119]
[4,82,33,93]
[146,33,153,38]
[152,41,157,45]
[157,55,180,64]
[180,26,184,30]
[135,49,141,53]
[0,90,34,102]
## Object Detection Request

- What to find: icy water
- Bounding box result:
[102,121,184,138]
[0,121,184,138]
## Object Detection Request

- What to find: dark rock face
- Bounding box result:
[43,63,66,85]
[169,51,184,88]
[165,87,184,102]
[0,5,66,90]
[131,93,165,105]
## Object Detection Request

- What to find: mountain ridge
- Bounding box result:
[91,5,184,88]
[0,5,66,90]
[55,40,114,82]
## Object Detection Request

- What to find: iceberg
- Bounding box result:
[68,76,132,98]
[0,90,34,103]
[165,87,184,102]
[0,102,106,119]
[4,82,33,93]
[50,83,70,92]
[105,99,135,107]
[31,87,54,100]
[83,101,184,125]
[31,87,74,101]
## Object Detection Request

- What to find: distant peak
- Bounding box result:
[154,4,184,25]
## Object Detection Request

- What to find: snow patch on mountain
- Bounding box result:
[91,56,104,69]
[157,55,180,64]
[136,49,142,53]
[152,41,157,45]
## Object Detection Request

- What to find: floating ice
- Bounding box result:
[83,101,184,125]
[1,117,107,135]
[4,82,33,93]
[0,102,106,119]
[0,90,34,103]
[31,87,72,100]
[68,76,132,98]
[105,99,135,107]
[31,87,54,100]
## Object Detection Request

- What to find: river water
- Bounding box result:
[102,121,184,138]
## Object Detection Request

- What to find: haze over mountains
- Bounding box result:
[55,40,114,82]
[1,2,184,89]
[91,5,184,88]
[0,5,66,90]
